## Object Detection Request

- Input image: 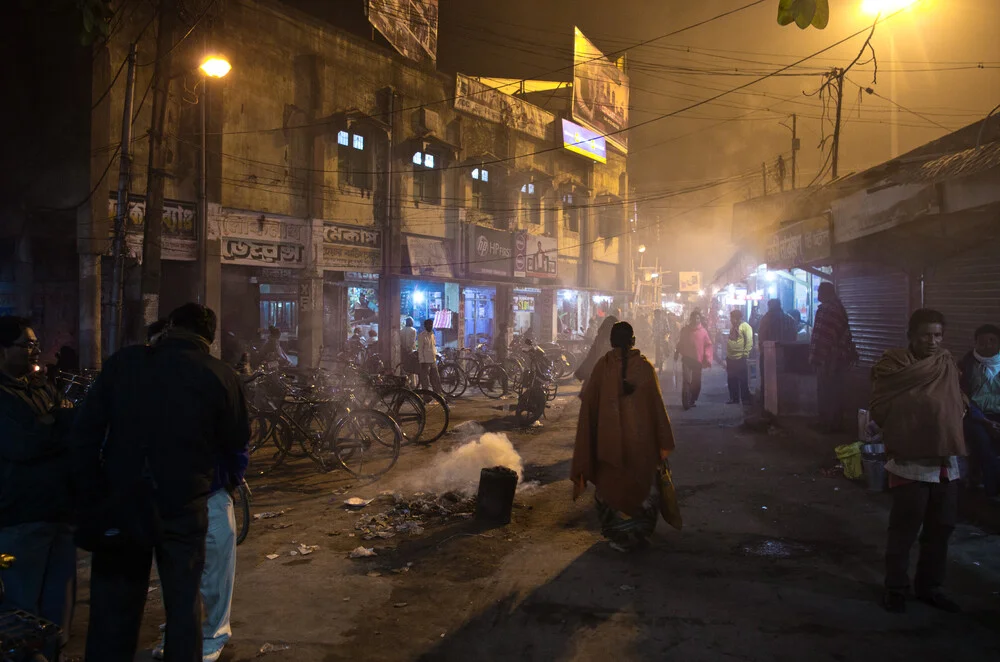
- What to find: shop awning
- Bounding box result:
[405,235,454,279]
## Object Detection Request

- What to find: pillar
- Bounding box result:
[298,275,324,370]
[537,289,556,343]
[496,284,513,332]
[205,238,223,358]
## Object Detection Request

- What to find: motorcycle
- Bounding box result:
[515,340,554,426]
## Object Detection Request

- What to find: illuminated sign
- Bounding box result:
[561,118,607,164]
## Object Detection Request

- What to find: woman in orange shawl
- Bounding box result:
[571,321,676,550]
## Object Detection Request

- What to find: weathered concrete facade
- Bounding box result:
[82,0,630,366]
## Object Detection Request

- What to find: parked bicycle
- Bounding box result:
[515,340,556,426]
[1,554,61,662]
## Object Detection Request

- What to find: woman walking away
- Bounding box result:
[574,316,618,385]
[571,322,676,551]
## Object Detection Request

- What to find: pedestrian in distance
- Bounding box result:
[574,315,618,386]
[0,316,77,662]
[871,309,966,614]
[675,311,712,410]
[73,303,251,662]
[418,318,443,394]
[758,299,798,344]
[494,321,510,364]
[956,323,1000,499]
[726,310,753,405]
[811,282,858,432]
[652,309,669,374]
[571,321,676,551]
[258,325,291,368]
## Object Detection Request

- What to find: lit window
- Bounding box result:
[353,134,364,150]
[337,130,349,146]
[339,129,373,189]
[520,183,535,195]
[472,168,480,180]
[481,169,489,182]
[424,153,435,168]
[413,151,423,165]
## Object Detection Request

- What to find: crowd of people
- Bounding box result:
[0,304,249,661]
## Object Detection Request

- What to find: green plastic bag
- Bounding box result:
[835,442,864,480]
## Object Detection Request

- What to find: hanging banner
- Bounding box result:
[467,225,512,278]
[679,272,703,292]
[573,27,629,154]
[321,222,381,272]
[108,193,197,239]
[367,0,438,63]
[524,233,557,279]
[561,118,607,164]
[405,235,454,278]
[765,215,831,269]
[455,73,554,141]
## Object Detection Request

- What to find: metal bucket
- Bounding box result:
[475,466,519,526]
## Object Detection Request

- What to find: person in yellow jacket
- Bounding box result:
[726,309,754,404]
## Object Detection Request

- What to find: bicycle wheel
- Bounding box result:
[378,387,425,444]
[249,413,289,474]
[233,482,251,546]
[438,362,467,398]
[413,388,450,443]
[322,409,402,479]
[477,365,509,399]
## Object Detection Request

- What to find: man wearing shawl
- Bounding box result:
[811,282,858,432]
[571,322,676,550]
[957,324,1000,498]
[870,309,966,614]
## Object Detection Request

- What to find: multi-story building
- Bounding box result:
[11,0,632,369]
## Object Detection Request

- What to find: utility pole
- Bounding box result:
[109,43,137,353]
[831,68,845,180]
[791,113,798,189]
[138,0,176,336]
[761,162,768,196]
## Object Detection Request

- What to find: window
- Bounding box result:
[562,193,579,233]
[598,205,621,238]
[413,151,441,204]
[522,183,541,226]
[338,129,372,190]
[471,166,494,211]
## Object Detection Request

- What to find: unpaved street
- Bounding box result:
[66,369,1000,661]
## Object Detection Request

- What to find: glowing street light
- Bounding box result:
[638,245,646,253]
[199,56,232,78]
[650,272,659,279]
[860,0,916,15]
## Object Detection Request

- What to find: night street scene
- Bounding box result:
[2,0,1000,660]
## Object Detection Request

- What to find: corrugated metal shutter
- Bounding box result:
[836,263,909,365]
[924,250,1000,357]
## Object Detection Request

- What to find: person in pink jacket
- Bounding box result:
[675,310,713,410]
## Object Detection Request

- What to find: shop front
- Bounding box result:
[215,210,309,363]
[403,234,460,349]
[463,286,496,348]
[318,222,382,352]
[512,288,541,338]
[466,224,513,344]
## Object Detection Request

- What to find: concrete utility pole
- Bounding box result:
[138,0,176,337]
[761,162,768,196]
[108,43,137,353]
[831,68,845,180]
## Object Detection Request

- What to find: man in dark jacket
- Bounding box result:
[0,316,77,660]
[74,303,250,662]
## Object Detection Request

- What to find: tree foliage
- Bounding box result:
[777,0,830,30]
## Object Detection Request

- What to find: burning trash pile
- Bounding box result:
[354,491,476,541]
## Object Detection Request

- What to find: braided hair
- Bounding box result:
[610,321,636,395]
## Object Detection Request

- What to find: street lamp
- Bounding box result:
[198,55,231,305]
[638,245,646,253]
[860,0,916,14]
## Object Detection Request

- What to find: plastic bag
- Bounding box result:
[658,462,683,531]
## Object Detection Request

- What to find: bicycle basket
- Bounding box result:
[0,610,61,662]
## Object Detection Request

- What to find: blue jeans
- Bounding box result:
[0,521,76,655]
[964,417,1000,497]
[157,489,236,659]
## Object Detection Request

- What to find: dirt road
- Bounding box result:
[66,368,1000,661]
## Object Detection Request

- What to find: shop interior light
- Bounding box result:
[698,289,705,296]
[765,272,778,282]
[412,290,425,304]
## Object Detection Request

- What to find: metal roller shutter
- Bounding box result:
[836,263,909,365]
[924,250,1000,357]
